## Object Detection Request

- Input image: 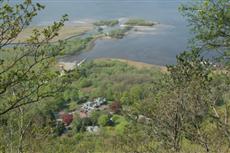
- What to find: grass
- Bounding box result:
[107,27,132,39]
[61,37,94,55]
[96,58,167,72]
[125,19,155,26]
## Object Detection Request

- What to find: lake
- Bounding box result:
[18,0,191,65]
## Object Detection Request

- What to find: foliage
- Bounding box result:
[0,0,79,153]
[108,27,132,39]
[76,60,162,104]
[73,117,93,132]
[90,110,104,125]
[61,113,73,125]
[109,101,122,114]
[179,0,230,64]
[98,114,110,127]
[111,115,128,134]
[54,122,65,136]
[0,0,229,152]
[79,79,92,88]
[61,37,93,55]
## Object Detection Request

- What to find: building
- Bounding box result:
[79,111,88,118]
[81,97,107,112]
[86,126,100,133]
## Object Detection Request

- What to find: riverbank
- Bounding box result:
[59,58,167,72]
[95,58,167,72]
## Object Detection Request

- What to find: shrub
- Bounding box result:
[90,111,103,125]
[54,122,66,136]
[98,114,109,127]
[79,79,92,88]
[74,118,93,132]
[109,101,122,114]
[62,114,73,125]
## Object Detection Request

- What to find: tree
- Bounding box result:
[133,1,230,152]
[179,0,230,64]
[109,101,122,114]
[73,118,93,132]
[0,1,79,152]
[98,114,109,127]
[150,51,213,152]
[0,0,76,116]
[179,1,230,151]
[61,113,73,126]
[90,110,103,125]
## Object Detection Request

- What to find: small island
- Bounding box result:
[93,19,119,27]
[107,27,132,39]
[124,19,155,27]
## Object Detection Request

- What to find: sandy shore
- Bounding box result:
[14,23,93,43]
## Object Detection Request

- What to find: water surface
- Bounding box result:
[15,0,191,65]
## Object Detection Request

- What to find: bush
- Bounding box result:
[61,114,73,125]
[111,115,128,134]
[98,114,109,127]
[79,79,92,88]
[68,101,78,111]
[109,101,122,114]
[115,122,128,135]
[111,115,126,125]
[74,118,93,132]
[54,122,66,136]
[90,111,103,125]
[77,96,88,104]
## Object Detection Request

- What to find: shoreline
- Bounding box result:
[95,58,167,72]
[59,57,167,72]
[14,19,169,73]
[13,19,161,44]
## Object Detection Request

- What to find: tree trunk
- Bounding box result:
[17,108,24,153]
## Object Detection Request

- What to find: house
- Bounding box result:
[79,110,88,118]
[94,97,106,105]
[81,97,107,112]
